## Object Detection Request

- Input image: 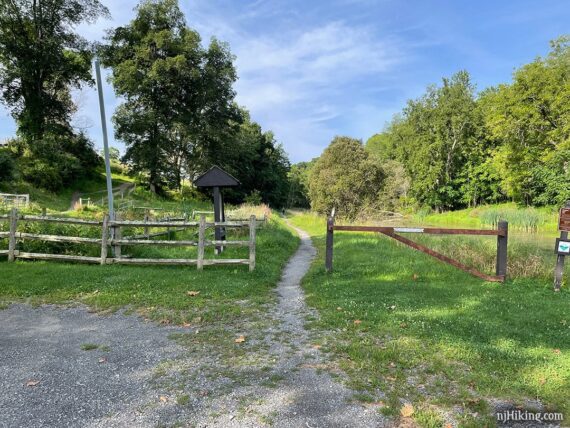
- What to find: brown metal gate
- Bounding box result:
[325,216,508,282]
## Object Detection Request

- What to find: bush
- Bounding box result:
[0,149,16,182]
[21,160,63,191]
[244,190,262,205]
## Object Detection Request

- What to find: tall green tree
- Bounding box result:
[480,36,570,205]
[287,161,313,208]
[0,0,109,143]
[101,0,241,193]
[378,71,498,210]
[308,136,384,219]
[218,111,290,208]
[101,0,198,193]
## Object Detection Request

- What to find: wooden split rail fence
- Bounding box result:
[0,209,256,271]
[325,215,508,282]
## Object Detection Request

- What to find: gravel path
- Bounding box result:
[0,221,386,427]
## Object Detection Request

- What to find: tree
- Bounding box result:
[480,36,570,205]
[377,71,497,210]
[308,136,384,219]
[101,0,240,193]
[287,161,313,208]
[0,0,109,143]
[0,0,108,189]
[216,111,290,208]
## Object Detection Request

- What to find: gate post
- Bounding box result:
[325,210,335,273]
[554,200,570,291]
[496,220,508,280]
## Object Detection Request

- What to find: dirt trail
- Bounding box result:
[247,219,387,427]
[68,182,135,211]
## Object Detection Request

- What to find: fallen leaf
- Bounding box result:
[400,403,414,418]
[353,320,362,325]
[553,349,561,355]
[235,335,246,343]
[412,274,418,281]
[182,322,191,328]
[98,357,107,364]
[186,291,200,297]
[312,344,322,349]
[159,396,168,403]
[445,424,453,428]
[26,380,40,387]
[539,377,546,385]
[400,322,408,329]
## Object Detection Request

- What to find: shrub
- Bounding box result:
[0,149,16,182]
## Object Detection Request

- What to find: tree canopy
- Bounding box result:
[0,0,109,189]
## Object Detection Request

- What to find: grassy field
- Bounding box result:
[414,203,560,233]
[289,212,570,427]
[0,214,298,327]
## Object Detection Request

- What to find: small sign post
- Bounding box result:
[554,201,570,291]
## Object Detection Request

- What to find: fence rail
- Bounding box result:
[0,193,29,209]
[0,209,256,271]
[325,214,508,282]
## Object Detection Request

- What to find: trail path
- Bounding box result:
[242,219,387,427]
[69,182,135,211]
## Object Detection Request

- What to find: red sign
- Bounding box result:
[559,208,570,232]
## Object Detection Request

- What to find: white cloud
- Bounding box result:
[226,20,408,161]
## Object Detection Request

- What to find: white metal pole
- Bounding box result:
[94,59,115,221]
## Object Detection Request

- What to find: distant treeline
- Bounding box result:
[0,0,290,207]
[294,37,570,218]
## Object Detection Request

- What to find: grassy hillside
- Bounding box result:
[289,211,569,427]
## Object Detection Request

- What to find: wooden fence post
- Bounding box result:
[249,215,256,272]
[496,220,508,280]
[197,214,205,270]
[144,209,150,238]
[101,214,109,265]
[113,214,122,258]
[8,208,18,262]
[554,230,568,291]
[325,212,335,273]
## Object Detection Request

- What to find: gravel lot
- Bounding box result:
[0,304,186,428]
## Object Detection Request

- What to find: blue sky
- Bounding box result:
[0,0,568,163]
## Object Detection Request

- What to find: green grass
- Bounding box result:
[289,212,570,427]
[0,166,135,213]
[0,217,299,326]
[415,203,559,233]
[80,343,100,351]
